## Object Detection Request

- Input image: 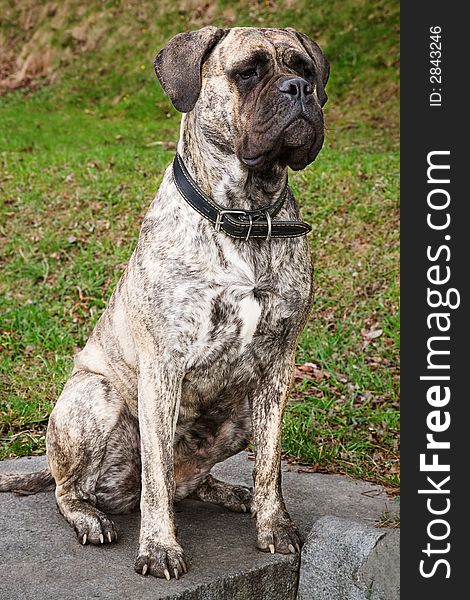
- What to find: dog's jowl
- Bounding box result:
[0,26,329,579]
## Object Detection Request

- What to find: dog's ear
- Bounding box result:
[154,26,227,113]
[286,28,330,107]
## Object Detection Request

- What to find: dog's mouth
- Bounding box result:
[241,154,267,168]
[240,116,322,171]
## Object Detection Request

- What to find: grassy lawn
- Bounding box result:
[0,0,399,489]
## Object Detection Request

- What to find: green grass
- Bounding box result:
[0,0,399,488]
[375,502,400,528]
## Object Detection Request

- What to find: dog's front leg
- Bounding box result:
[251,353,302,555]
[133,349,187,580]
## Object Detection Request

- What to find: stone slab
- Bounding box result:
[0,453,397,599]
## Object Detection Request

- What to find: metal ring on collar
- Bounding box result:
[245,214,253,241]
[265,210,272,241]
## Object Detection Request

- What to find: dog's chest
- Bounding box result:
[177,240,310,403]
[184,284,262,367]
[179,287,274,409]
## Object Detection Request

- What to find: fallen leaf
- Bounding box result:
[295,362,330,383]
[361,328,383,340]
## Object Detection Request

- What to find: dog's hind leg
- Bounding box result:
[190,474,253,513]
[94,406,141,514]
[46,370,125,545]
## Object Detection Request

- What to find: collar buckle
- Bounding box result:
[214,209,248,232]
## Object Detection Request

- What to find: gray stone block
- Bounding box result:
[297,516,399,600]
[359,529,400,600]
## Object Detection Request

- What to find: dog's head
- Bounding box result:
[155,26,329,171]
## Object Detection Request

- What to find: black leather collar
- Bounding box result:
[172,153,311,240]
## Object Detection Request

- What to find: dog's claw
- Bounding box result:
[135,542,187,579]
[256,513,303,555]
[241,504,247,513]
[72,508,117,546]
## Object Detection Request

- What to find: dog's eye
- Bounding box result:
[303,68,314,80]
[239,68,258,80]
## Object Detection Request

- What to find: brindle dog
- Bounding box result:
[0,26,329,580]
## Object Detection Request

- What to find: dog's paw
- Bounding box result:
[192,475,253,513]
[73,510,118,545]
[223,484,253,513]
[256,514,303,555]
[135,541,187,579]
[206,482,253,513]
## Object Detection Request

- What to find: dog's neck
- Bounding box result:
[177,113,288,211]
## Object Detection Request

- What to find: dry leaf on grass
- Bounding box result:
[361,328,383,340]
[294,362,330,383]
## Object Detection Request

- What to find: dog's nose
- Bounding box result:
[278,77,313,99]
